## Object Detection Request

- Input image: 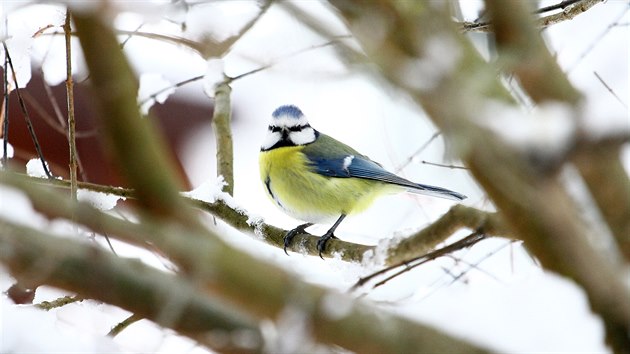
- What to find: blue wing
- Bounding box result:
[306,154,466,201]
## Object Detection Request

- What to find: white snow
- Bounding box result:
[1,1,627,353]
[138,72,175,115]
[0,140,15,167]
[77,189,124,211]
[478,100,576,154]
[202,58,225,98]
[25,158,50,178]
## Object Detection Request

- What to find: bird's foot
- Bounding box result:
[316,232,338,259]
[283,223,313,255]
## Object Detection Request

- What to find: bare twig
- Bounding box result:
[593,71,627,109]
[35,295,83,311]
[353,232,486,291]
[138,37,349,108]
[460,0,604,33]
[1,42,53,178]
[421,160,468,170]
[108,313,142,337]
[2,29,9,165]
[65,10,78,202]
[395,132,441,173]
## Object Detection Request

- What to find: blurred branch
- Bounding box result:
[0,218,263,353]
[486,0,582,104]
[73,12,196,224]
[0,172,492,353]
[388,205,509,264]
[486,0,630,260]
[328,0,630,352]
[572,143,630,260]
[487,0,630,262]
[211,82,234,195]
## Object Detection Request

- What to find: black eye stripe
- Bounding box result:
[268,124,311,132]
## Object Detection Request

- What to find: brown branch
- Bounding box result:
[354,231,487,291]
[6,172,511,268]
[64,10,77,202]
[108,314,142,338]
[35,295,83,311]
[0,219,263,353]
[0,172,493,353]
[1,42,53,178]
[211,82,234,195]
[328,1,630,352]
[459,0,603,33]
[486,0,630,260]
[72,12,196,224]
[388,205,509,264]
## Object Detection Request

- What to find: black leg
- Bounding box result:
[283,222,313,255]
[317,214,346,259]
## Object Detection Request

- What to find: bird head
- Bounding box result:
[261,105,319,151]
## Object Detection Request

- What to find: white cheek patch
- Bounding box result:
[289,127,316,145]
[261,131,282,150]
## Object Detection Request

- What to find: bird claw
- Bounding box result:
[316,232,337,259]
[283,223,313,255]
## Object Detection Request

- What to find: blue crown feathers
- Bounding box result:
[272,105,304,118]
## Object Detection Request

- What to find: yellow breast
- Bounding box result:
[259,146,390,223]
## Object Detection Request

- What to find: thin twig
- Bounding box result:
[35,295,83,311]
[20,91,96,139]
[65,10,78,202]
[139,37,348,109]
[108,313,142,337]
[395,132,440,173]
[594,71,627,109]
[421,160,468,170]
[2,26,9,165]
[535,0,583,14]
[1,42,53,178]
[137,74,203,108]
[354,232,486,291]
[460,0,604,32]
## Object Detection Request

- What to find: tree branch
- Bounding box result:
[72,11,197,224]
[64,10,78,203]
[211,82,234,195]
[5,171,512,266]
[0,172,492,354]
[0,218,263,353]
[459,0,604,33]
[329,0,630,352]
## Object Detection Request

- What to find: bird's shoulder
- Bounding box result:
[302,133,368,160]
[301,133,387,177]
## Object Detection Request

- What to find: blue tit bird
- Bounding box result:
[259,104,466,258]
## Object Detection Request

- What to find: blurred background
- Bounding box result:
[1,1,628,352]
